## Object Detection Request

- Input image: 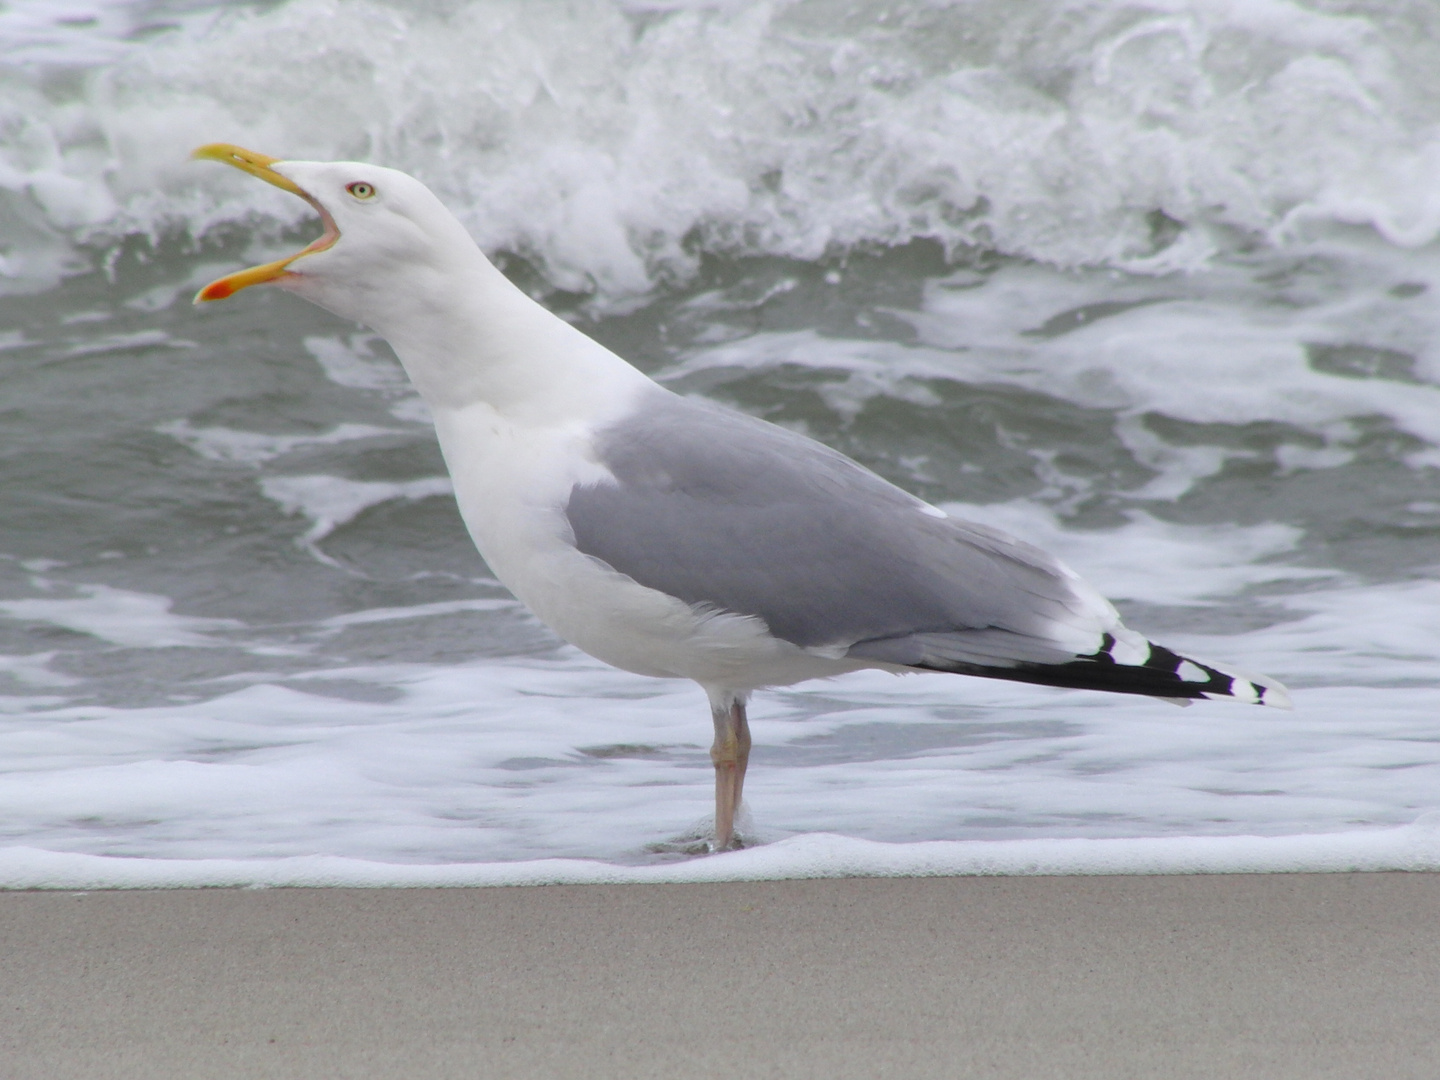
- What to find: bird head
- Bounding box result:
[191,143,480,328]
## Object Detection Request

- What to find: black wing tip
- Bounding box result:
[914,634,1291,708]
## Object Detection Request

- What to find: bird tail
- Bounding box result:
[911,633,1291,709]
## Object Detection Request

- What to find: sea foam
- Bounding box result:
[5,0,1440,301]
[4,818,1439,889]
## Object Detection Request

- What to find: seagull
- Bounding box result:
[192,144,1291,851]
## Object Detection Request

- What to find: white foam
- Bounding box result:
[935,500,1323,605]
[0,1,153,67]
[303,333,410,392]
[259,473,454,546]
[0,651,79,687]
[7,1,1440,300]
[0,603,1435,874]
[60,329,194,358]
[1218,579,1440,686]
[316,598,518,631]
[0,583,242,648]
[159,419,397,466]
[3,818,1439,889]
[669,236,1440,501]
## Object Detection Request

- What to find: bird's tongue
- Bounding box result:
[191,143,339,303]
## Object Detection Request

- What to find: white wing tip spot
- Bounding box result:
[1108,630,1151,667]
[1177,660,1209,683]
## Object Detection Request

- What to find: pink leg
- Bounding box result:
[710,697,752,852]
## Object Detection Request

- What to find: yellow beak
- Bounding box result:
[192,143,339,303]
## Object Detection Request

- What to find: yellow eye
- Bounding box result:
[347,181,376,200]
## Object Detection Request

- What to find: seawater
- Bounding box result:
[4,0,1440,885]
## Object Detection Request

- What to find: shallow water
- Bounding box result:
[3,0,1440,880]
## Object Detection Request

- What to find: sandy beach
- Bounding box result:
[4,873,1437,1079]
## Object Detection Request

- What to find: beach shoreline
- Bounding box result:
[5,872,1437,1079]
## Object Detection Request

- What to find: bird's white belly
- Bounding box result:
[430,402,861,692]
[501,537,853,690]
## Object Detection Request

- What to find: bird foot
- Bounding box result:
[708,833,748,854]
[645,822,749,857]
[646,837,713,857]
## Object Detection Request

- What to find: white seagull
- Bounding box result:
[193,144,1290,851]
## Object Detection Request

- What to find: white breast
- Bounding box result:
[429,396,855,692]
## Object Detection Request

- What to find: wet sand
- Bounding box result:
[5,873,1438,1079]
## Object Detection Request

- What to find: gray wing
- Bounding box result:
[565,389,1103,670]
[566,390,1288,706]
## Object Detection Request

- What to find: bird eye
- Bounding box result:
[347,182,376,200]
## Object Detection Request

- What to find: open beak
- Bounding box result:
[192,143,339,303]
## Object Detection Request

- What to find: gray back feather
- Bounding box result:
[565,390,1098,665]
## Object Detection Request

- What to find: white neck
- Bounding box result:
[294,247,651,426]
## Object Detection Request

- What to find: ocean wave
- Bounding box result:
[5,0,1440,299]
